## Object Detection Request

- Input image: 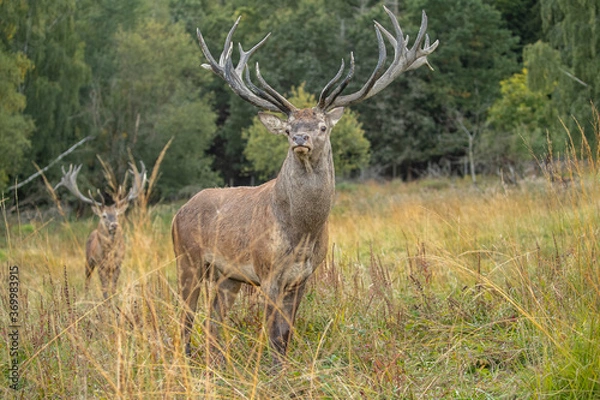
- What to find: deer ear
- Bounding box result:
[326,107,344,127]
[258,112,287,135]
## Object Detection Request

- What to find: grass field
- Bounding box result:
[2,141,600,398]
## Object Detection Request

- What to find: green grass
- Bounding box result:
[3,133,600,397]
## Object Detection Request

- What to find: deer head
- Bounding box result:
[54,162,148,231]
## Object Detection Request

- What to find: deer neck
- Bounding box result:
[273,144,335,238]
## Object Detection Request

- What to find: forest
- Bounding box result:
[1,0,598,201]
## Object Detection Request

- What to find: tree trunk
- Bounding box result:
[468,133,476,184]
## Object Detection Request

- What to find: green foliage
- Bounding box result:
[17,0,91,182]
[529,0,600,140]
[75,0,143,82]
[484,68,556,161]
[524,40,562,95]
[0,51,33,190]
[151,101,221,197]
[109,19,221,197]
[242,85,370,180]
[352,0,519,174]
[0,3,34,190]
[2,0,595,195]
[242,115,288,181]
[542,317,600,398]
[492,0,542,56]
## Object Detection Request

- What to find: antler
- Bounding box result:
[197,17,297,115]
[123,161,147,203]
[54,164,102,206]
[319,7,439,111]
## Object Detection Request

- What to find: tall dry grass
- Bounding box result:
[2,109,600,398]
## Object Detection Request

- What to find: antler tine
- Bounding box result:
[323,25,387,110]
[125,161,147,203]
[244,67,288,113]
[322,53,357,109]
[317,59,346,109]
[326,6,439,110]
[378,7,439,76]
[220,16,240,67]
[236,34,270,76]
[196,17,295,114]
[411,10,429,54]
[91,188,104,206]
[54,164,102,206]
[254,63,298,114]
[408,10,438,71]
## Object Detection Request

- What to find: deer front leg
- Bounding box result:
[111,264,121,296]
[265,282,306,366]
[97,264,111,299]
[84,260,96,292]
[206,277,242,362]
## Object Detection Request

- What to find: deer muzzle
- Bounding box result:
[292,134,311,154]
[108,222,119,234]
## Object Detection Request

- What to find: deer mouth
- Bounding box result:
[292,145,311,155]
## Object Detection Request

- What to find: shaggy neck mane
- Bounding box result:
[273,144,335,238]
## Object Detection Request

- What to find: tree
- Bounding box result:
[344,0,519,178]
[525,0,600,141]
[0,0,34,191]
[15,0,91,185]
[108,19,220,198]
[0,49,33,191]
[243,85,370,180]
[402,0,519,178]
[483,68,556,169]
[492,0,542,59]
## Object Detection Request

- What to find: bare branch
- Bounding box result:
[7,135,95,192]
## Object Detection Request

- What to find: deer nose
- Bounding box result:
[293,134,309,146]
[109,222,119,231]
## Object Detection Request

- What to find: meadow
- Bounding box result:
[2,140,600,398]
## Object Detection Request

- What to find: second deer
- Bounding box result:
[55,163,147,299]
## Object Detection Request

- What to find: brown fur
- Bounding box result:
[173,107,344,363]
[85,204,127,299]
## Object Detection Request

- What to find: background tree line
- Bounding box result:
[1,0,598,201]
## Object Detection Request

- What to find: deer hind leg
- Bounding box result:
[206,276,242,362]
[266,282,306,366]
[178,254,203,358]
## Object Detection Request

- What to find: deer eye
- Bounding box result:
[320,126,327,132]
[285,129,290,135]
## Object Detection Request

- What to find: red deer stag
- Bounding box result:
[55,163,147,299]
[172,6,438,364]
